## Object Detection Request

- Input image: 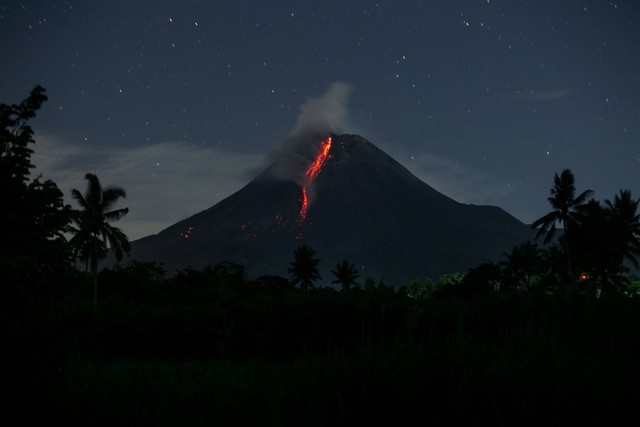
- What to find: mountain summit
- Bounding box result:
[127,134,533,284]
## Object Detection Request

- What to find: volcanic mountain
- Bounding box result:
[127,134,534,285]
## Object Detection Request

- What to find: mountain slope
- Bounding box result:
[128,134,534,284]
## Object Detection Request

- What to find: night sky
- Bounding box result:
[2,0,639,241]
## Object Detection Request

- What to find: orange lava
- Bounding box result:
[305,137,332,181]
[298,136,332,221]
[299,187,309,221]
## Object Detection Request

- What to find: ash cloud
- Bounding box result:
[267,82,355,185]
[288,81,354,138]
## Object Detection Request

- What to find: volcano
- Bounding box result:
[127,134,534,285]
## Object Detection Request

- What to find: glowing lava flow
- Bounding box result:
[299,187,309,220]
[298,136,332,221]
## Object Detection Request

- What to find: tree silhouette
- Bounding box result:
[532,169,593,284]
[287,244,321,291]
[69,173,130,314]
[565,194,640,294]
[568,199,618,293]
[501,241,544,291]
[603,189,640,278]
[1,85,72,297]
[331,259,360,290]
[463,262,504,297]
[406,277,435,301]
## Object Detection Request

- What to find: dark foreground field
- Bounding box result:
[5,266,640,426]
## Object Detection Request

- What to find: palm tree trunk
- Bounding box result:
[563,218,577,297]
[91,257,98,316]
[90,239,99,316]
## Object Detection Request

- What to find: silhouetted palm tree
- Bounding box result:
[569,199,611,290]
[502,241,544,291]
[69,173,130,314]
[406,277,435,301]
[604,189,640,272]
[532,169,593,283]
[538,244,568,293]
[288,244,321,291]
[569,194,640,294]
[331,259,360,290]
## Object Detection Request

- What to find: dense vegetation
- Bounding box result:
[3,87,640,425]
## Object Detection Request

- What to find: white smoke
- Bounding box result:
[288,81,354,138]
[267,82,355,184]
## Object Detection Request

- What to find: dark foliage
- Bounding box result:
[331,259,360,290]
[532,168,594,284]
[37,263,640,425]
[1,87,76,424]
[287,244,321,291]
[0,86,73,306]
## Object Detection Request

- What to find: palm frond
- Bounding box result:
[101,187,127,211]
[84,173,103,207]
[103,207,129,223]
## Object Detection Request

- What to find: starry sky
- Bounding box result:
[2,0,639,241]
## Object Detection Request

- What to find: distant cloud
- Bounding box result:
[32,135,263,240]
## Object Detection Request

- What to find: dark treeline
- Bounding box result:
[19,260,640,425]
[3,87,640,425]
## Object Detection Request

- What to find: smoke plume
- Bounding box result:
[268,82,354,185]
[288,81,354,138]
